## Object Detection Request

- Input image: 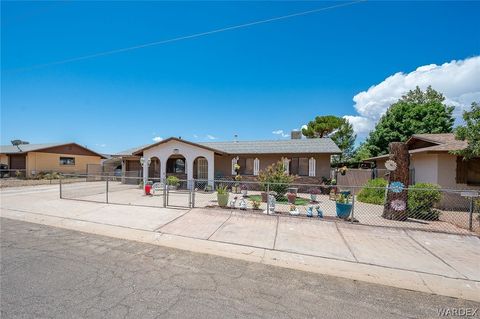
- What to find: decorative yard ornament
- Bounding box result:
[230,197,237,209]
[316,206,323,218]
[385,160,397,171]
[382,142,410,221]
[268,194,276,214]
[390,199,406,211]
[389,181,405,193]
[306,206,313,217]
[239,198,247,210]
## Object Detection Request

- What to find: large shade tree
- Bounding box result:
[331,118,356,163]
[302,115,356,163]
[302,115,344,138]
[452,101,480,160]
[363,86,455,157]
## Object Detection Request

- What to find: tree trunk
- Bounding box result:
[382,142,410,221]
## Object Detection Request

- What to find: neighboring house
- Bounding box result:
[0,143,106,177]
[365,133,480,189]
[112,132,341,185]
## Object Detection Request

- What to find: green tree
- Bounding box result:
[351,143,372,162]
[364,86,454,157]
[302,115,344,138]
[452,101,480,160]
[331,118,356,163]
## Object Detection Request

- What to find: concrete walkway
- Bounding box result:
[1,184,479,302]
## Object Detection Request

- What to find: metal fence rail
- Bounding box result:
[59,174,480,236]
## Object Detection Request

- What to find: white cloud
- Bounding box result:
[193,134,198,138]
[206,134,217,140]
[272,129,289,138]
[95,143,106,148]
[152,136,163,142]
[347,56,480,135]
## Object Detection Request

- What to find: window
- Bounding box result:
[290,157,309,176]
[245,158,254,175]
[167,158,185,173]
[60,157,75,165]
[467,160,480,185]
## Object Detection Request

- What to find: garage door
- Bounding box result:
[9,154,26,170]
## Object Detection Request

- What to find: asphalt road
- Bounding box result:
[1,218,478,319]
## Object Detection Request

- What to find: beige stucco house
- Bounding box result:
[111,132,341,186]
[0,142,105,177]
[366,133,480,190]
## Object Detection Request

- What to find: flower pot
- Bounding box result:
[168,185,177,190]
[217,193,229,207]
[289,209,300,216]
[336,202,352,219]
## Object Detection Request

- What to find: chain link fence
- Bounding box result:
[59,174,480,235]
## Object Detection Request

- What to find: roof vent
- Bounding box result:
[291,131,302,140]
[234,134,238,143]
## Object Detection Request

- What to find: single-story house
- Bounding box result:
[365,133,480,189]
[112,132,341,185]
[0,142,106,177]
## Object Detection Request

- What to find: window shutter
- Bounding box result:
[309,157,316,177]
[456,156,467,184]
[253,158,260,176]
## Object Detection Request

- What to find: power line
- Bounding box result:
[8,0,366,72]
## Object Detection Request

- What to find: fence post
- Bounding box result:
[266,183,270,213]
[163,182,167,208]
[189,181,192,208]
[59,175,63,199]
[350,188,355,224]
[106,178,109,204]
[191,187,195,208]
[469,196,474,232]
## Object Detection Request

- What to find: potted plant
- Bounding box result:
[216,184,229,207]
[287,192,296,204]
[166,176,180,190]
[289,204,300,216]
[335,193,352,219]
[232,174,242,193]
[241,184,248,196]
[339,166,348,176]
[309,188,321,202]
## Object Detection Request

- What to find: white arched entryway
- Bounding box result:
[141,138,215,189]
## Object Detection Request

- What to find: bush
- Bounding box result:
[258,159,294,198]
[357,178,388,205]
[408,183,442,220]
[166,176,180,186]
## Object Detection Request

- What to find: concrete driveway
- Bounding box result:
[1,184,479,301]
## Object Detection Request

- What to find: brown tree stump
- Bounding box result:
[382,142,410,221]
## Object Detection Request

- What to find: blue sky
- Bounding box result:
[1,1,479,154]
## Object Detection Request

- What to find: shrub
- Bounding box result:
[408,183,442,220]
[357,178,388,205]
[166,176,180,186]
[258,159,294,198]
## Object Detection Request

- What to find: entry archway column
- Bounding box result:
[186,156,194,189]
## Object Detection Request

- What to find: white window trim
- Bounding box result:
[253,158,260,176]
[231,157,238,175]
[308,157,316,177]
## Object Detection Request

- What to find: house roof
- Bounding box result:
[132,137,226,155]
[199,138,341,154]
[121,137,341,157]
[364,133,467,162]
[114,144,152,156]
[0,142,106,158]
